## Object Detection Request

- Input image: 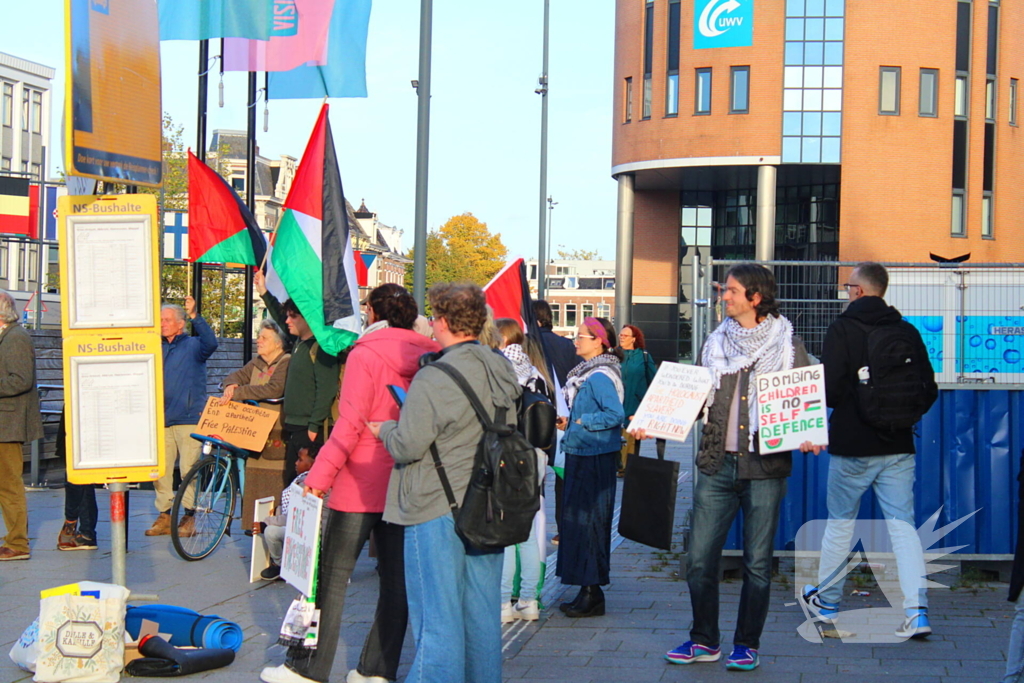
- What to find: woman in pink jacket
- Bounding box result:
[261,283,440,683]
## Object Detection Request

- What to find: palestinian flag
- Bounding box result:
[187,151,267,265]
[266,104,359,356]
[484,257,541,335]
[0,176,31,236]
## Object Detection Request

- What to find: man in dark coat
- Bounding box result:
[802,262,938,639]
[0,290,43,560]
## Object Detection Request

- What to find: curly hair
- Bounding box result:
[428,282,488,337]
[368,283,418,329]
[725,263,780,320]
[620,324,646,350]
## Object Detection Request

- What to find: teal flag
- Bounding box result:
[158,0,274,41]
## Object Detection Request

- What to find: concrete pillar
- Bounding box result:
[755,165,777,263]
[614,174,635,328]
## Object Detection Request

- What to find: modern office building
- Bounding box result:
[612,0,1024,361]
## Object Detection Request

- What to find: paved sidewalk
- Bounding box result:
[0,438,1016,682]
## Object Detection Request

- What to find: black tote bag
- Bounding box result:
[617,440,679,551]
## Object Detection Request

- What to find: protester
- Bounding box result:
[617,324,658,476]
[656,264,810,671]
[147,296,218,538]
[220,319,291,530]
[367,282,521,683]
[532,299,581,546]
[0,290,42,561]
[492,318,549,623]
[261,283,440,683]
[802,262,938,639]
[556,316,624,618]
[56,410,97,551]
[258,445,316,581]
[255,270,340,489]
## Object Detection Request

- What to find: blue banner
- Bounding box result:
[158,0,274,41]
[693,0,754,50]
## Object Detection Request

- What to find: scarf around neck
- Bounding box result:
[702,314,795,449]
[501,343,544,392]
[564,353,624,409]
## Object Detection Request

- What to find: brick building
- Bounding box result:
[528,259,616,337]
[612,0,1024,361]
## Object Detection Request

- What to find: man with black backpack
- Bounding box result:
[802,262,938,639]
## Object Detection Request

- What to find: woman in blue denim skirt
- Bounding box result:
[555,316,625,618]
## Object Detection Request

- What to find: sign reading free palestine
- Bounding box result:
[694,0,754,50]
[756,364,828,454]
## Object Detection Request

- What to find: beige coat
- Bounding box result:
[0,323,44,444]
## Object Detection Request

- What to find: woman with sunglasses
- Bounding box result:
[555,317,625,618]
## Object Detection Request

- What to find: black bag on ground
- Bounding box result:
[125,635,235,677]
[617,440,679,551]
[852,320,938,431]
[428,362,541,551]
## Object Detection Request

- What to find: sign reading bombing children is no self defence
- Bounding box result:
[756,364,828,454]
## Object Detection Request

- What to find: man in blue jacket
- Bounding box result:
[146,296,218,537]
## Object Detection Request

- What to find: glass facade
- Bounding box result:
[782,0,845,163]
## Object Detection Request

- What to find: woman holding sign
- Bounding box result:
[220,319,291,530]
[555,317,625,618]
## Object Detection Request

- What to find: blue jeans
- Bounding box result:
[64,483,98,541]
[1005,592,1024,683]
[687,453,787,650]
[817,453,927,610]
[405,514,503,683]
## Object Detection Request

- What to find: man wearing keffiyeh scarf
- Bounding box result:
[663,264,811,673]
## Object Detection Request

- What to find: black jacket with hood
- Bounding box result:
[822,295,937,457]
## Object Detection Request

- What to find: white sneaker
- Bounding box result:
[501,601,515,623]
[260,665,318,683]
[513,599,540,621]
[346,669,391,683]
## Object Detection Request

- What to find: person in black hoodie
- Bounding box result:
[801,262,938,640]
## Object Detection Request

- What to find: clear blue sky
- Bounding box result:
[3,0,618,261]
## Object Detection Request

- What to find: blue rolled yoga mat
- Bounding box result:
[125,605,244,652]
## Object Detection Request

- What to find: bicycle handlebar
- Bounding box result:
[189,433,251,459]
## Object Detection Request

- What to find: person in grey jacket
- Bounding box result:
[368,282,521,683]
[0,290,43,561]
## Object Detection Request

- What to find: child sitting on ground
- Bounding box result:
[257,444,318,580]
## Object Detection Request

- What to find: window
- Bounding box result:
[21,88,29,130]
[982,193,994,238]
[951,192,966,236]
[0,157,9,171]
[730,66,750,113]
[581,303,594,319]
[642,1,653,119]
[1,82,12,127]
[0,242,6,278]
[986,77,996,121]
[624,77,633,123]
[695,68,712,115]
[565,303,578,329]
[1011,78,1019,125]
[550,304,561,328]
[954,75,968,117]
[232,176,245,191]
[31,90,41,134]
[597,303,610,319]
[665,0,680,116]
[555,265,574,275]
[31,163,41,180]
[919,69,938,117]
[879,66,900,115]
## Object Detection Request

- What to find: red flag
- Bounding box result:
[353,249,369,287]
[187,151,267,265]
[484,258,531,331]
[26,185,41,240]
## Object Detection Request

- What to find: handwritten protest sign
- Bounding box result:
[627,363,713,443]
[281,484,323,597]
[196,397,278,451]
[756,364,828,454]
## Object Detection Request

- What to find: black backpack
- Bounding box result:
[852,320,938,431]
[518,378,556,451]
[427,362,541,551]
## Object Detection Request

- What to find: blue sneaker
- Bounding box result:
[725,645,759,671]
[664,641,721,664]
[801,584,839,623]
[895,608,931,639]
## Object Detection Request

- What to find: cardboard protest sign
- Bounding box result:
[196,397,278,451]
[627,363,713,443]
[756,364,828,454]
[281,485,323,598]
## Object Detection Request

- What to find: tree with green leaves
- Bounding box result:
[406,212,509,289]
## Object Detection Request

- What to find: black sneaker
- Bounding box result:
[261,563,282,580]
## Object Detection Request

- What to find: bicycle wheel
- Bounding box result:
[171,456,237,561]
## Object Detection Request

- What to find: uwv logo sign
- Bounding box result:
[694,0,753,49]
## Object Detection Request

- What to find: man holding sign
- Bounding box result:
[663,264,813,672]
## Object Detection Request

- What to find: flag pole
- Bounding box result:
[243,70,258,363]
[412,0,433,311]
[193,40,209,315]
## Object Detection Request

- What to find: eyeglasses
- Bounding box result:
[573,334,596,341]
[842,283,862,292]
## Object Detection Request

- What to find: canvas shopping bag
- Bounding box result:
[617,440,679,551]
[34,584,129,683]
